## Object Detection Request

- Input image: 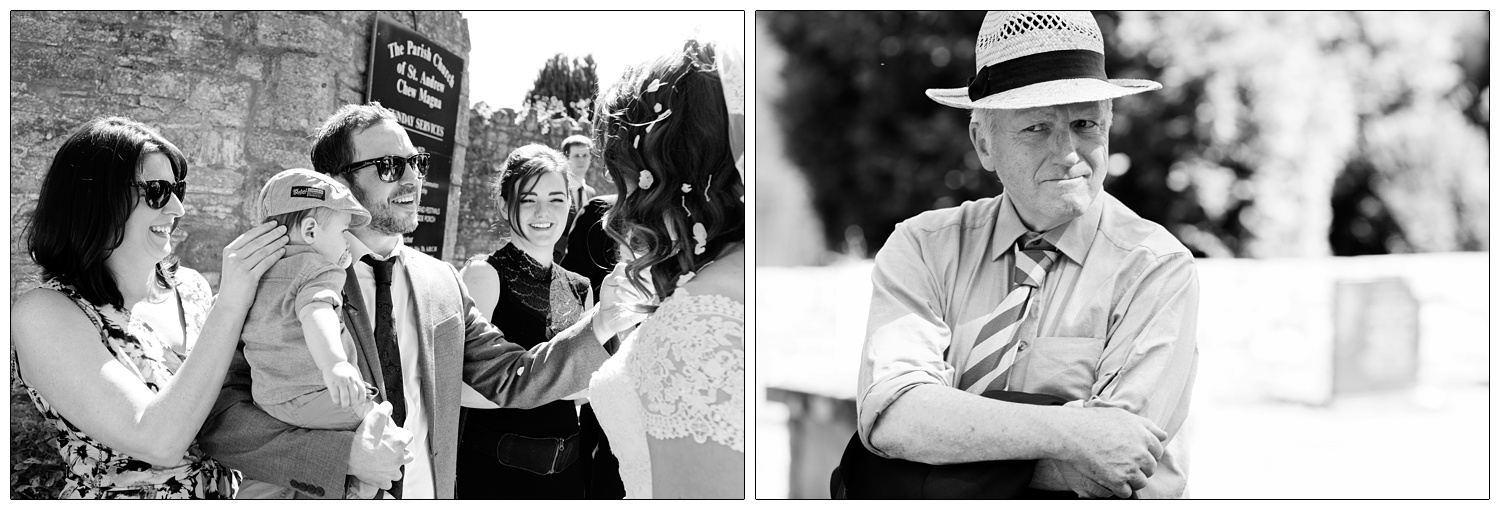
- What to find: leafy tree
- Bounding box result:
[1103,11,1488,256]
[765,11,989,255]
[524,53,599,122]
[765,11,1488,257]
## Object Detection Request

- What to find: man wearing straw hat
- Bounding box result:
[856,11,1199,498]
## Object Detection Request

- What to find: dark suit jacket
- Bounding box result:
[552,184,599,262]
[198,246,610,499]
[558,194,617,298]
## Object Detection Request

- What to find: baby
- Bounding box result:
[241,168,383,499]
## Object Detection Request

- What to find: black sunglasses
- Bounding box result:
[337,153,431,183]
[131,179,187,209]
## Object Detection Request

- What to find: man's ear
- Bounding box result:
[969,117,992,162]
[299,216,320,242]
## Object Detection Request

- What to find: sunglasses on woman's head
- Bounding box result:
[131,179,187,209]
[337,153,431,183]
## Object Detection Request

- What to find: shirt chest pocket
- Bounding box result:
[1022,336,1104,400]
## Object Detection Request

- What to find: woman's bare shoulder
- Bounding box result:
[459,256,498,280]
[11,286,97,348]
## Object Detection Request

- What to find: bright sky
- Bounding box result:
[463,11,744,112]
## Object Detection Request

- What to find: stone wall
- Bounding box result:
[8,11,471,299]
[8,11,475,498]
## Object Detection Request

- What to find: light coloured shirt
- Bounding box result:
[347,237,435,499]
[856,191,1199,498]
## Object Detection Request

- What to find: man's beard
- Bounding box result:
[349,181,419,235]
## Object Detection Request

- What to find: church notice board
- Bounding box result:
[365,14,465,259]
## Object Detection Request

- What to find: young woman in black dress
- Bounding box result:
[455,144,595,498]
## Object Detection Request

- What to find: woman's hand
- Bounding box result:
[216,221,288,309]
[591,262,652,342]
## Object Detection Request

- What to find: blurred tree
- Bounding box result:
[768,11,1488,257]
[765,11,988,254]
[1105,11,1489,257]
[524,53,599,121]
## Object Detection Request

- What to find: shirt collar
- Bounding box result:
[346,233,408,265]
[990,191,1104,264]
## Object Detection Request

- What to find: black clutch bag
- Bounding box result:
[831,390,1070,499]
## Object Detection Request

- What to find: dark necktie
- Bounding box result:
[361,254,405,498]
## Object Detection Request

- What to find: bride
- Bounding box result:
[587,39,746,499]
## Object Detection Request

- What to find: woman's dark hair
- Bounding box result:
[491,144,573,242]
[595,39,746,301]
[27,116,188,310]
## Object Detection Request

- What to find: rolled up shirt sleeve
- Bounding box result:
[856,222,957,457]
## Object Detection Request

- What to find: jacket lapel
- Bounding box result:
[341,266,383,399]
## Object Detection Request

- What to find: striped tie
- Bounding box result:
[958,233,1060,393]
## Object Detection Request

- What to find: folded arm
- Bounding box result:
[1032,252,1200,497]
[857,224,1076,464]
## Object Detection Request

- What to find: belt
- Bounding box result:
[493,432,583,476]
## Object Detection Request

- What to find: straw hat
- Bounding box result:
[926,11,1160,110]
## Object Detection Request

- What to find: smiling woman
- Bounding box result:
[453,144,597,499]
[11,117,289,499]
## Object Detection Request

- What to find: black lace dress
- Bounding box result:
[455,243,593,499]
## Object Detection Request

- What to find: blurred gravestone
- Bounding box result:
[1333,278,1419,395]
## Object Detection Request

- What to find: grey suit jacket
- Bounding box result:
[198,247,610,499]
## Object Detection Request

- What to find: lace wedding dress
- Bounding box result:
[588,289,746,498]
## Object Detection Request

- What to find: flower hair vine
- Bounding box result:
[677,183,707,256]
[628,107,672,148]
[645,78,666,94]
[629,73,689,148]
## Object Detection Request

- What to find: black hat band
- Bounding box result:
[967,49,1107,102]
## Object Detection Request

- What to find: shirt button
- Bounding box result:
[1018,342,1028,352]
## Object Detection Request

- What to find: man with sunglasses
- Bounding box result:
[200,103,634,499]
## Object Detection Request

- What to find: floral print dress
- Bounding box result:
[17,276,240,499]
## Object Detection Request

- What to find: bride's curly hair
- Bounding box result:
[595,39,745,303]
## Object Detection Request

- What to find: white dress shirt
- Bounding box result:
[348,237,434,499]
